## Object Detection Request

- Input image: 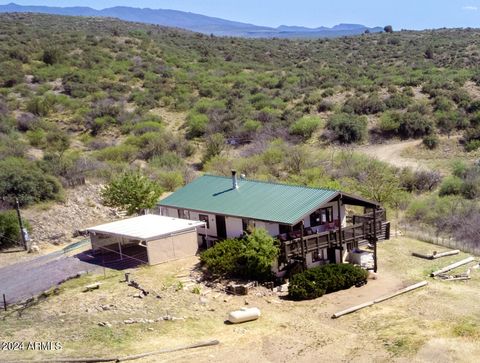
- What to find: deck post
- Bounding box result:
[300,220,306,270]
[373,207,378,272]
[337,195,343,262]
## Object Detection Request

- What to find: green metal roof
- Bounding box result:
[158,175,339,225]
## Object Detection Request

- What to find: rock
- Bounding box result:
[244,299,249,305]
[124,319,135,324]
[199,296,208,305]
[98,322,112,328]
[28,243,40,254]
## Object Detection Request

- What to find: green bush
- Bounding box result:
[0,157,63,206]
[423,134,439,149]
[289,116,324,139]
[288,263,368,301]
[95,144,138,162]
[186,112,209,138]
[200,228,279,281]
[0,210,30,249]
[439,176,463,196]
[398,112,434,138]
[327,113,368,143]
[465,140,480,152]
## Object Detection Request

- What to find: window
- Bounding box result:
[310,206,334,227]
[199,214,209,229]
[177,209,190,219]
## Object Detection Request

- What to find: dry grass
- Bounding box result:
[1,237,479,362]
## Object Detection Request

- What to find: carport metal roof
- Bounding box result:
[87,215,205,242]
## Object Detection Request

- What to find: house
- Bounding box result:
[87,215,205,266]
[158,172,390,272]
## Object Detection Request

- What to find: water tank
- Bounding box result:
[227,307,261,324]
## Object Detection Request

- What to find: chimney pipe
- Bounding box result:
[231,170,238,189]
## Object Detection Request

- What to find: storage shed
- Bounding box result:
[87,215,205,266]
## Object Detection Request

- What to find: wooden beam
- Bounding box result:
[332,281,428,319]
[430,257,476,277]
[412,250,460,260]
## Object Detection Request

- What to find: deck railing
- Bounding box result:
[278,212,390,265]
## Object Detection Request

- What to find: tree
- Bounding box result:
[384,25,393,33]
[101,172,163,215]
[355,160,401,206]
[0,157,63,206]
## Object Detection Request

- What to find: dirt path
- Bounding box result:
[358,140,425,169]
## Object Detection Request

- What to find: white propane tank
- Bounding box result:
[228,307,261,324]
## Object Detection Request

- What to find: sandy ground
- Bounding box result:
[357,140,425,169]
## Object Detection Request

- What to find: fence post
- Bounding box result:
[3,293,7,311]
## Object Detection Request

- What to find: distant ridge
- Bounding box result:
[0,3,383,38]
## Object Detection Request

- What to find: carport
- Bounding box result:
[87,215,205,266]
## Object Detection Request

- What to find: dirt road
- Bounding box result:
[358,140,424,169]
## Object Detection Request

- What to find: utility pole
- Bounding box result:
[15,198,27,251]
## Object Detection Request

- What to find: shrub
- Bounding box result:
[200,228,279,281]
[42,47,62,65]
[288,263,368,301]
[343,95,385,115]
[203,133,226,163]
[0,211,30,249]
[186,112,209,138]
[398,112,434,138]
[379,111,402,133]
[0,157,62,206]
[439,176,463,196]
[327,113,368,143]
[157,171,183,191]
[422,134,439,149]
[289,116,324,139]
[465,140,480,152]
[385,93,411,109]
[150,152,185,170]
[95,144,138,162]
[132,121,163,135]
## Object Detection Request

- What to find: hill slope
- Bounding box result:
[0,2,383,38]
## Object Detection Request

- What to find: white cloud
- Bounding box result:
[462,5,478,11]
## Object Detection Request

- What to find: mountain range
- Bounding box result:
[0,2,383,38]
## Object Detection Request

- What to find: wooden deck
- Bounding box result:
[278,210,390,266]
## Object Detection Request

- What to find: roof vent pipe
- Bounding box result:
[232,170,238,189]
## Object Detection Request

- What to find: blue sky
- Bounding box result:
[2,1,480,29]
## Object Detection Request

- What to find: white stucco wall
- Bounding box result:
[225,216,243,238]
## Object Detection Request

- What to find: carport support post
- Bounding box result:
[3,294,6,311]
[119,238,123,260]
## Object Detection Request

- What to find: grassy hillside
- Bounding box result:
[0,13,479,250]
